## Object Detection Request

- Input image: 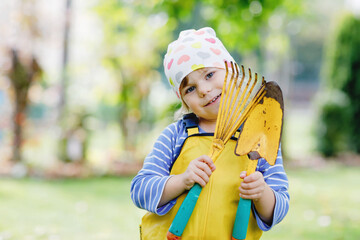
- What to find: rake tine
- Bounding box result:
[240,65,245,87]
[231,86,266,141]
[224,69,266,142]
[237,83,267,131]
[222,75,248,138]
[214,61,230,140]
[232,64,246,124]
[240,69,259,114]
[239,76,267,123]
[223,68,256,139]
[216,61,235,140]
[223,63,240,134]
[224,63,243,139]
[218,61,238,140]
[227,62,239,117]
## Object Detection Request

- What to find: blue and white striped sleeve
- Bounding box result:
[130,122,181,216]
[253,145,290,231]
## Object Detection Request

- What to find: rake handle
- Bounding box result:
[232,159,258,240]
[167,147,223,239]
[167,183,202,239]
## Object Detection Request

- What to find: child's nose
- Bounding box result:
[197,83,211,97]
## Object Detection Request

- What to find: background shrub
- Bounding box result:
[316,14,360,156]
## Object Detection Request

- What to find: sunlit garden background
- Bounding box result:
[0,0,359,239]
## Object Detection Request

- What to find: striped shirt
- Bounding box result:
[130,118,289,231]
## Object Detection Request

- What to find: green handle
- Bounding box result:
[232,197,251,240]
[168,183,202,238]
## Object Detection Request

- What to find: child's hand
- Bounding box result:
[181,155,216,190]
[239,171,266,202]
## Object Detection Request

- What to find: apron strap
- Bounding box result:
[183,113,199,136]
[234,123,244,139]
[182,113,244,138]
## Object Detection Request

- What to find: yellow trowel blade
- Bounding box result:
[235,81,284,165]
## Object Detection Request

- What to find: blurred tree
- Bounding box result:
[95,0,302,162]
[59,0,72,114]
[317,13,360,156]
[59,108,91,163]
[1,0,43,163]
[6,49,42,162]
[95,0,174,161]
[58,0,83,163]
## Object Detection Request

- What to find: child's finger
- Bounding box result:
[184,168,207,188]
[242,171,262,183]
[187,163,210,184]
[196,170,210,185]
[193,170,209,187]
[239,191,262,200]
[194,160,213,176]
[241,180,262,190]
[195,176,207,188]
[239,187,260,196]
[198,155,216,171]
[240,171,247,179]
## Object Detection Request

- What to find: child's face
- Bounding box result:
[180,67,226,122]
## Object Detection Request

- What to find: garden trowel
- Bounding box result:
[232,81,284,240]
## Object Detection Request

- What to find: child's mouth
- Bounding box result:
[205,94,221,107]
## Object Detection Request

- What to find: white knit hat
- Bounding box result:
[163,27,234,98]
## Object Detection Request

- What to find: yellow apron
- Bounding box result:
[140,127,262,240]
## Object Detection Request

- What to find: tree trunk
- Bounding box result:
[58,0,74,163]
[12,96,26,162]
[8,49,41,162]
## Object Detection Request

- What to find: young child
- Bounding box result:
[131,27,289,239]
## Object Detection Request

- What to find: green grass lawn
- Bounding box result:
[264,164,360,240]
[0,176,145,240]
[0,164,359,240]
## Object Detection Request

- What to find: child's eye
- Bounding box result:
[186,86,195,94]
[206,72,214,80]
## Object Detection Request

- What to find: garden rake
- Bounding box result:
[167,61,267,240]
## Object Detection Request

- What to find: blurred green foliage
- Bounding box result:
[317,14,360,156]
[153,0,303,53]
[94,1,174,160]
[315,90,350,157]
[94,0,302,161]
